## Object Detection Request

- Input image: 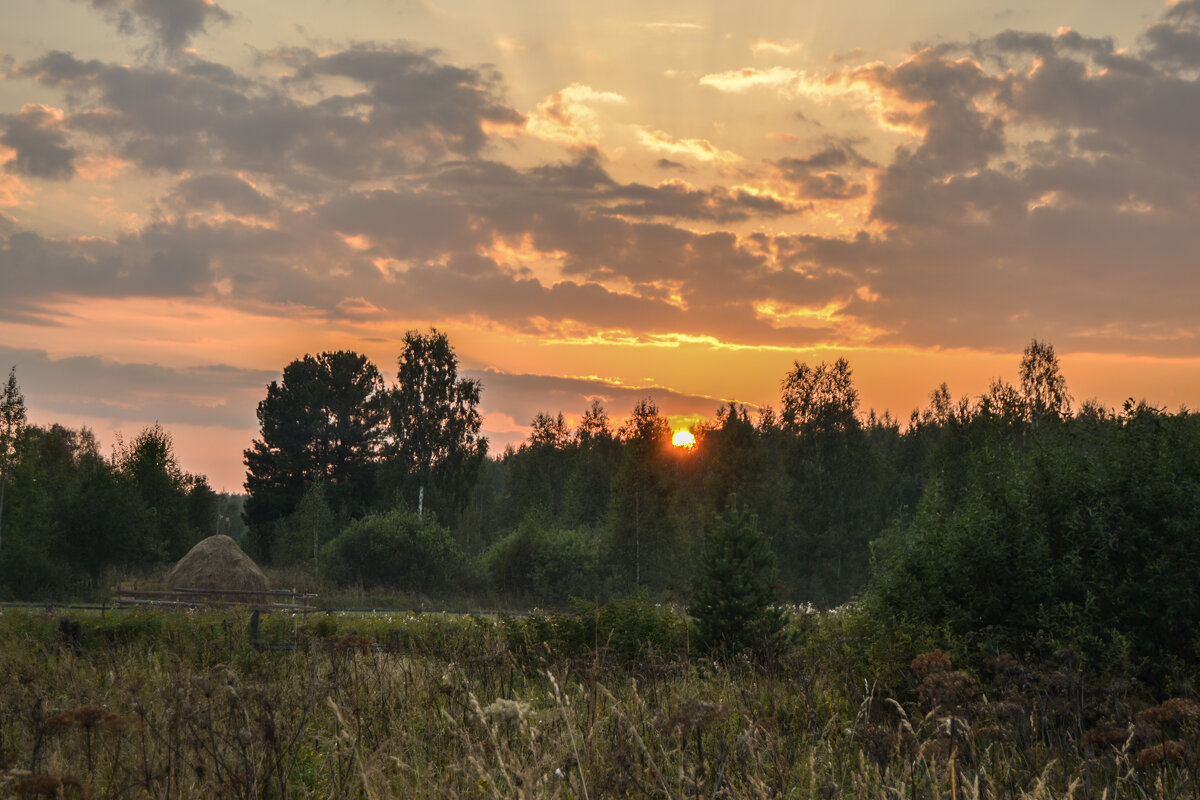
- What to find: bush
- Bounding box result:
[482,515,600,606]
[321,510,476,593]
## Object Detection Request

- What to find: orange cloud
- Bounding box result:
[338,232,372,252]
[636,129,740,164]
[0,174,30,206]
[478,233,569,285]
[336,296,382,316]
[750,38,802,56]
[75,153,134,181]
[525,84,626,151]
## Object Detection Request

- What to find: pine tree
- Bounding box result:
[689,501,787,660]
[0,366,28,556]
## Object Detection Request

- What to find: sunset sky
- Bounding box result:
[3,0,1199,490]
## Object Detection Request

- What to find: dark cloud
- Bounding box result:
[79,0,231,53]
[16,45,523,183]
[0,345,272,429]
[170,173,273,215]
[529,156,616,190]
[988,28,1115,60]
[0,227,215,309]
[756,7,1200,357]
[301,45,524,157]
[771,141,873,200]
[606,182,803,222]
[1,105,76,179]
[1145,0,1200,67]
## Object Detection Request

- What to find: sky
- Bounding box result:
[2,0,1200,491]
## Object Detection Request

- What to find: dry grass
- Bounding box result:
[0,610,1196,799]
[167,535,269,594]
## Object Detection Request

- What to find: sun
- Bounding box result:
[671,429,696,449]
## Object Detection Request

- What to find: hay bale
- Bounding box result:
[168,535,269,593]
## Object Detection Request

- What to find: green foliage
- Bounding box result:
[115,423,193,560]
[607,398,683,593]
[689,502,787,659]
[701,403,766,512]
[321,509,476,593]
[244,350,388,561]
[482,514,600,606]
[0,421,218,596]
[780,356,859,434]
[0,366,26,547]
[500,593,691,661]
[1020,338,1071,421]
[776,359,887,605]
[271,481,340,571]
[387,329,487,519]
[869,403,1200,686]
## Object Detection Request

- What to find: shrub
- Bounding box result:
[483,515,600,606]
[867,407,1200,685]
[689,502,788,660]
[321,509,475,593]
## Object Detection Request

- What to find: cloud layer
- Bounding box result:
[4,6,1199,358]
[3,1,1200,483]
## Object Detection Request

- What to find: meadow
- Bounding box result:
[1,603,1197,799]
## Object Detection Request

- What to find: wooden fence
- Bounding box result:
[112,586,317,613]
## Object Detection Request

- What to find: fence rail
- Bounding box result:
[112,586,317,613]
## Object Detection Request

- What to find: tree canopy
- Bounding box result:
[387,329,487,518]
[243,350,388,561]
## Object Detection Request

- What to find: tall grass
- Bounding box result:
[0,607,1196,798]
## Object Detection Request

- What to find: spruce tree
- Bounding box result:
[689,501,787,660]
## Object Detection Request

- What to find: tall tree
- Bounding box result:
[506,412,573,522]
[575,399,612,446]
[528,412,570,449]
[115,423,192,560]
[703,402,766,513]
[608,398,680,591]
[780,357,860,436]
[777,358,881,604]
[0,367,27,555]
[387,330,487,518]
[244,351,388,561]
[565,400,619,529]
[1019,339,1071,421]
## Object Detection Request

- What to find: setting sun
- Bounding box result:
[672,430,696,449]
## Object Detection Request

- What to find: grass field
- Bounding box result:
[0,605,1196,799]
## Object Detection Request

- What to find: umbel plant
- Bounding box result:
[689,500,788,660]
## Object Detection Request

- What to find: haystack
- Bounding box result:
[168,535,269,593]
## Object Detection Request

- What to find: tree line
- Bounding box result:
[0,367,240,597]
[236,334,1191,615]
[4,334,1200,681]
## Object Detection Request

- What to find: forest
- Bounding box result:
[2,335,1200,684]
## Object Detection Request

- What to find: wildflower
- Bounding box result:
[1136,698,1200,729]
[911,649,953,679]
[1082,725,1128,751]
[482,698,530,725]
[1133,740,1187,770]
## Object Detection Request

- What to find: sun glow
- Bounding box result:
[671,429,696,449]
